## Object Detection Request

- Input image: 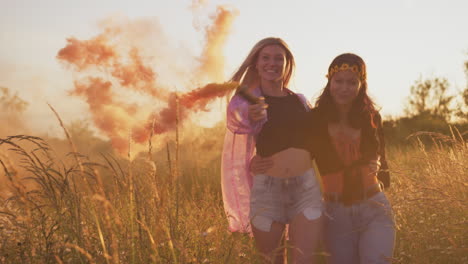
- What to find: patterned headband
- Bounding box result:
[326,63,366,81]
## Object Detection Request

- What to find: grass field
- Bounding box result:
[0,124,466,263]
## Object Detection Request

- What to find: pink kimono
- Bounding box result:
[221,87,310,233]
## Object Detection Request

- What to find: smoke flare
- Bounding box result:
[57,5,239,154]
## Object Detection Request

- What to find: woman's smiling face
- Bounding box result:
[329,69,362,107]
[255,44,286,83]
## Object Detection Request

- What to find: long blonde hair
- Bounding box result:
[230,37,295,90]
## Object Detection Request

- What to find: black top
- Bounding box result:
[255,93,309,157]
[254,99,391,194]
[301,109,383,171]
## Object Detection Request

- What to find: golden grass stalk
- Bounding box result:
[136,219,160,261]
[148,117,160,202]
[47,103,89,253]
[93,166,120,264]
[162,224,178,263]
[93,209,111,264]
[47,103,84,174]
[65,243,95,264]
[54,255,64,264]
[127,133,137,264]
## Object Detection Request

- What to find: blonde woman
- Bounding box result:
[221,37,323,263]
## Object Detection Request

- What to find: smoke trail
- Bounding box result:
[58,36,163,99]
[132,81,238,144]
[57,21,169,153]
[57,36,117,71]
[179,81,238,110]
[70,77,138,152]
[57,4,239,154]
[197,6,239,83]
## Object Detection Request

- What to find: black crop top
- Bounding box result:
[256,93,309,157]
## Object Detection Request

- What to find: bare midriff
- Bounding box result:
[264,148,312,178]
[322,132,378,194]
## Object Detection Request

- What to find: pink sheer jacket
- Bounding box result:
[221,88,310,233]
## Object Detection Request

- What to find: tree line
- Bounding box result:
[383,56,468,144]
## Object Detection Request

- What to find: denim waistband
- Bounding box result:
[324,182,383,203]
[254,168,315,187]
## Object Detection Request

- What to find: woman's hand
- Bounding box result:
[368,158,381,174]
[250,155,274,175]
[248,97,268,122]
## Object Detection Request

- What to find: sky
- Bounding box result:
[1,0,467,140]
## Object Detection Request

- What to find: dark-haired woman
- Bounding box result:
[307,53,395,264]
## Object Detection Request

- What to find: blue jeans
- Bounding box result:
[324,192,395,264]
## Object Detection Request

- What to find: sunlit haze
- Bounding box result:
[1,0,467,142]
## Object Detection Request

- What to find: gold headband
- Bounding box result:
[326,63,366,81]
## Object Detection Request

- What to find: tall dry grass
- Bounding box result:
[0,125,259,263]
[0,125,466,263]
[385,128,467,263]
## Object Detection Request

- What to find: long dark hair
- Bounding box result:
[315,53,378,128]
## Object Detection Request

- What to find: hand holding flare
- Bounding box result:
[237,85,268,122]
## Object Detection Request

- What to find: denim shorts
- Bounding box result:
[249,168,323,232]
